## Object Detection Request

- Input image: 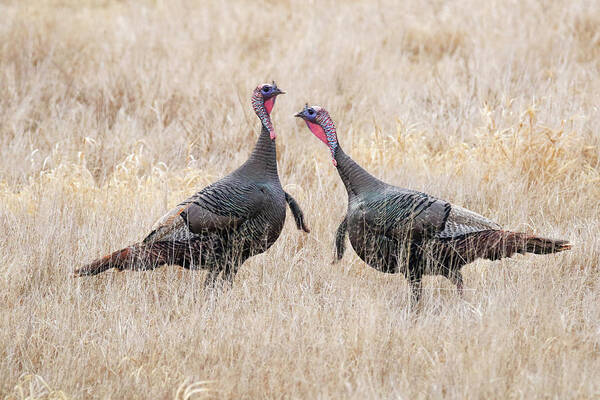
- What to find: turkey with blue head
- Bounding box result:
[295,104,570,305]
[74,82,310,290]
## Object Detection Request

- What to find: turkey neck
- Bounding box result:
[241,124,280,181]
[334,146,385,198]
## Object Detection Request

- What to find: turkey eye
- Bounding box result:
[308,109,315,115]
[262,87,270,93]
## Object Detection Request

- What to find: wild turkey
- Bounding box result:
[75,82,310,288]
[295,104,570,304]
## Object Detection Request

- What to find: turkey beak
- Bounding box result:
[294,112,304,119]
[274,88,285,96]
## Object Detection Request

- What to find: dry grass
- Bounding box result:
[1,0,599,398]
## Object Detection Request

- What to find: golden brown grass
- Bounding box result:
[1,0,599,398]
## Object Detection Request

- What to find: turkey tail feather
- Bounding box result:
[522,234,571,254]
[437,230,571,267]
[493,231,571,256]
[449,230,571,263]
[74,242,180,277]
[74,247,135,276]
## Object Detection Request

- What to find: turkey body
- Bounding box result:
[75,123,308,286]
[295,104,570,304]
[333,147,570,303]
[143,165,287,275]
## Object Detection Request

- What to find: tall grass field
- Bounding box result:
[1,0,599,398]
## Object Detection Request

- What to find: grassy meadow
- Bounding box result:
[0,0,599,398]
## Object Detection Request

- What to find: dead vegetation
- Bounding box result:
[0,0,599,399]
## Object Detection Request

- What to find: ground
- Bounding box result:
[0,0,599,398]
